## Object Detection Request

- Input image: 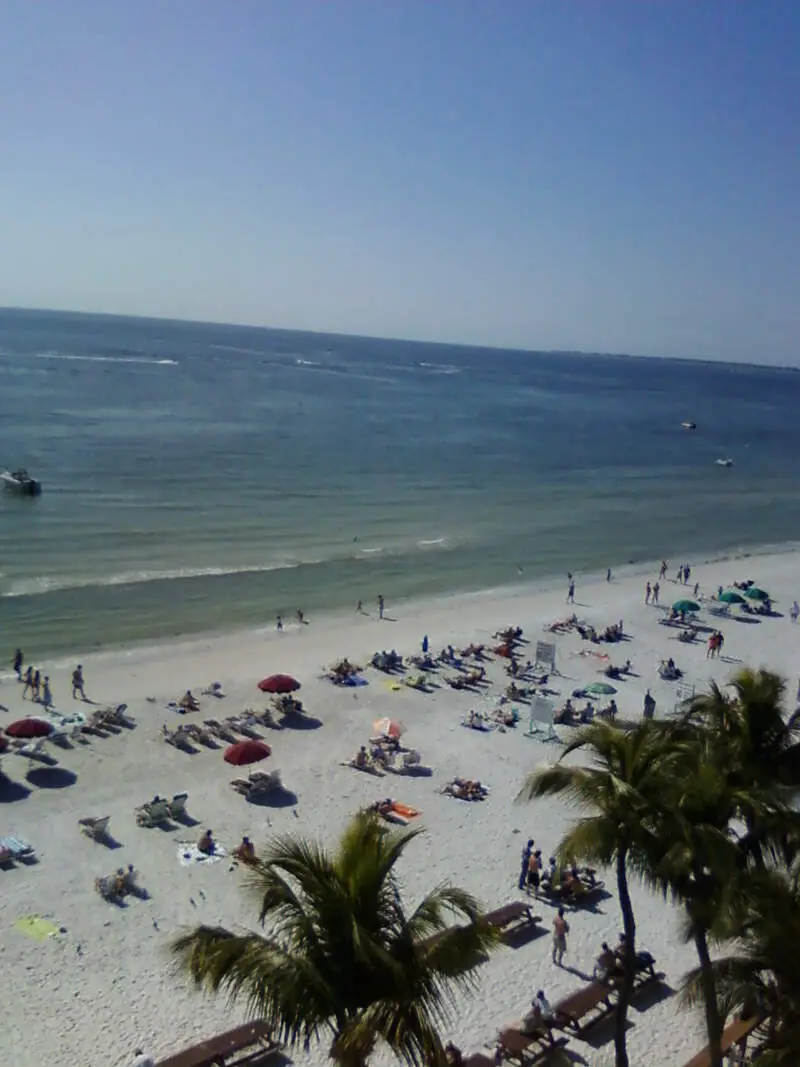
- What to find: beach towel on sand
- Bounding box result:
[178,842,227,867]
[14,915,61,941]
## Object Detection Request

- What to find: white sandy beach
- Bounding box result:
[1,550,798,1067]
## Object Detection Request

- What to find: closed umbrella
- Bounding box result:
[718,590,745,604]
[373,718,406,739]
[224,740,272,766]
[258,674,300,694]
[584,682,617,697]
[744,587,769,601]
[6,718,54,739]
[672,599,700,614]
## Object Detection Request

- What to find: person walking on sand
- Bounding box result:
[552,907,570,966]
[42,675,53,708]
[527,849,543,896]
[644,581,651,604]
[652,580,660,605]
[32,668,41,702]
[659,559,667,580]
[356,599,363,614]
[72,664,86,700]
[566,579,575,604]
[276,615,283,632]
[791,601,799,624]
[684,564,691,585]
[606,568,612,582]
[22,664,33,699]
[378,594,385,620]
[13,648,23,681]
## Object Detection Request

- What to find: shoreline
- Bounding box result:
[5,535,798,673]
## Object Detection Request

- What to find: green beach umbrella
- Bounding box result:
[672,599,700,613]
[744,587,769,601]
[585,681,617,696]
[718,590,746,604]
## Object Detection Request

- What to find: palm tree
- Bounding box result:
[683,862,800,1067]
[173,813,497,1067]
[682,669,800,865]
[516,720,682,1067]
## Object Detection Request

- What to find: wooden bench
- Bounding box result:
[155,1021,281,1067]
[483,902,542,943]
[681,1015,761,1067]
[551,981,616,1034]
[497,1024,566,1065]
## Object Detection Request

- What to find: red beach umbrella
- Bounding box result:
[258,674,300,694]
[6,718,54,739]
[224,740,272,766]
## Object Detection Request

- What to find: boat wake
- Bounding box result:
[33,352,178,366]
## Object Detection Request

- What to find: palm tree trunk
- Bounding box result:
[693,924,723,1067]
[614,847,634,1067]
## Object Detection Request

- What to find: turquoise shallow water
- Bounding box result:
[1,308,798,656]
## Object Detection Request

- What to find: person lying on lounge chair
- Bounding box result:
[197,829,216,855]
[233,836,256,864]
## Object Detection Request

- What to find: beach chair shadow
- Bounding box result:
[393,764,433,778]
[0,778,32,803]
[630,979,675,1011]
[27,767,78,789]
[503,922,548,950]
[247,788,298,808]
[281,714,322,731]
[579,1011,634,1049]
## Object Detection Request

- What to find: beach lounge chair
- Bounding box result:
[203,718,238,742]
[201,682,224,697]
[0,835,36,860]
[78,815,110,840]
[182,723,216,747]
[497,1024,566,1065]
[135,799,171,827]
[225,715,261,739]
[681,1015,763,1067]
[11,738,47,760]
[249,769,283,794]
[162,725,196,752]
[154,1019,281,1067]
[168,793,189,819]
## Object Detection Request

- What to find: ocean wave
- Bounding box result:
[1,561,317,598]
[418,362,461,375]
[418,537,446,547]
[33,352,178,366]
[295,358,322,367]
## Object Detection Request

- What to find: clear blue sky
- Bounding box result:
[1,2,798,362]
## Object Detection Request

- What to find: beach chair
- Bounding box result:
[534,640,557,675]
[78,816,110,840]
[0,835,36,860]
[525,698,560,744]
[497,1024,566,1065]
[154,1019,281,1067]
[182,723,216,747]
[249,768,283,794]
[162,726,196,752]
[135,799,171,827]
[681,1015,763,1067]
[11,737,47,760]
[225,715,261,739]
[168,793,189,819]
[203,718,238,743]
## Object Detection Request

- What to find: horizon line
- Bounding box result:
[1,304,795,374]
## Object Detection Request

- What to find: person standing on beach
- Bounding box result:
[22,664,33,699]
[32,668,41,702]
[693,581,700,598]
[378,594,385,620]
[566,579,575,604]
[72,665,86,700]
[652,581,660,605]
[519,838,534,890]
[684,565,691,585]
[356,599,363,614]
[644,582,651,604]
[659,560,667,580]
[791,601,799,623]
[606,568,612,582]
[527,849,542,896]
[276,615,283,632]
[42,676,53,708]
[13,648,23,680]
[552,907,569,965]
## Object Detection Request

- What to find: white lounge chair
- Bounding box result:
[203,718,238,742]
[0,835,35,859]
[78,815,110,839]
[168,792,189,818]
[11,738,46,759]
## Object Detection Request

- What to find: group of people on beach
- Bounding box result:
[12,649,88,706]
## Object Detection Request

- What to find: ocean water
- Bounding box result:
[1,308,798,657]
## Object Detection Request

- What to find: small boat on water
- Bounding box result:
[1,468,42,495]
[715,458,733,468]
[681,421,697,430]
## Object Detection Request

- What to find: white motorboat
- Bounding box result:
[714,458,733,468]
[681,421,697,430]
[1,468,42,495]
